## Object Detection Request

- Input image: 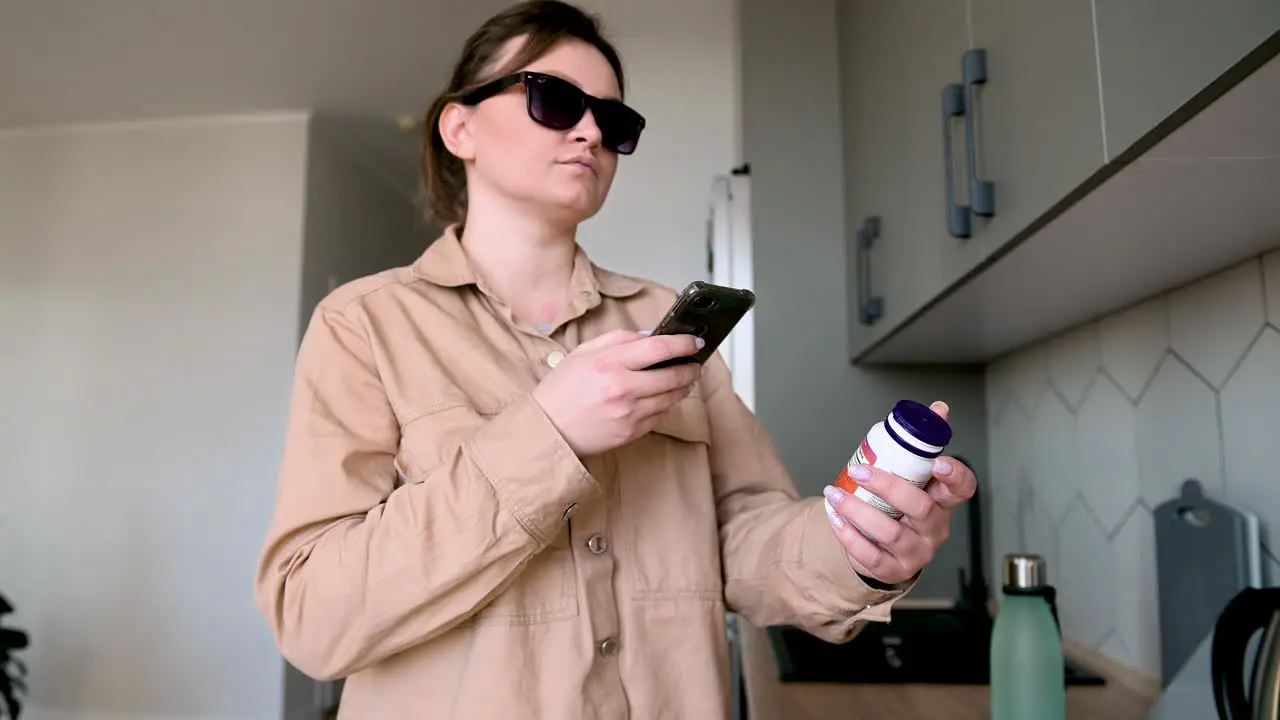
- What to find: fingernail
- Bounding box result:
[850,465,872,481]
[830,513,846,530]
[638,329,653,336]
[695,337,706,349]
[823,485,845,504]
[934,458,953,476]
[930,400,949,414]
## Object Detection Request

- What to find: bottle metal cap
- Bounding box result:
[1003,554,1047,590]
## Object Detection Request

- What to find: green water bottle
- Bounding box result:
[990,554,1066,720]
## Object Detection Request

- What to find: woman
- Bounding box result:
[254,1,978,718]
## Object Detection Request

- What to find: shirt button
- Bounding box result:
[546,350,566,368]
[586,533,608,554]
[563,504,578,521]
[598,637,619,657]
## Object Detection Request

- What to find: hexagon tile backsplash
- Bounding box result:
[985,250,1280,682]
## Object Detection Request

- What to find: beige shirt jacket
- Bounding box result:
[255,227,916,720]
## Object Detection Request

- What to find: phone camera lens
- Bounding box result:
[691,296,716,311]
[692,324,708,337]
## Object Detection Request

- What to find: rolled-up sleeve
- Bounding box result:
[701,354,916,643]
[254,302,597,679]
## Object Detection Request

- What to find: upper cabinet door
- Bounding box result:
[1095,0,1280,161]
[839,0,973,356]
[967,1,1108,258]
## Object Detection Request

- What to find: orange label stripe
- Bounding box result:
[835,438,877,495]
[835,465,861,495]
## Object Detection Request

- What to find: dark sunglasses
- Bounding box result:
[459,71,646,155]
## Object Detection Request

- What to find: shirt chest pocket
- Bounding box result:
[396,401,579,626]
[618,394,725,599]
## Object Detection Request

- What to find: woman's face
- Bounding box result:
[444,37,624,227]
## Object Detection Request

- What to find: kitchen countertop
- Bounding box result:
[740,619,1157,719]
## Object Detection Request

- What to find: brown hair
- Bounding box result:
[421,0,626,225]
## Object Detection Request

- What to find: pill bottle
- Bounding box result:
[828,400,953,520]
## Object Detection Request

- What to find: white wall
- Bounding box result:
[572,0,739,291]
[0,112,432,720]
[0,115,307,720]
[985,249,1280,681]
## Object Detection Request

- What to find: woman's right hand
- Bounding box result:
[531,330,705,456]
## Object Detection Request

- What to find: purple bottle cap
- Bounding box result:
[891,400,953,448]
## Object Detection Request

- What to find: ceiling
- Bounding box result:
[2,0,731,205]
[0,0,525,130]
[0,0,536,193]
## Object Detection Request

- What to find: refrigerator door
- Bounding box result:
[706,173,756,412]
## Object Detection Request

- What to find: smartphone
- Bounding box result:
[645,281,756,369]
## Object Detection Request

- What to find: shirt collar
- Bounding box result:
[411,224,645,299]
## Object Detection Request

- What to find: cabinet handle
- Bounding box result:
[963,48,995,217]
[856,215,883,326]
[941,83,971,239]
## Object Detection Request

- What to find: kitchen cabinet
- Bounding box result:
[1094,0,1280,161]
[966,1,1106,260]
[857,51,1280,365]
[841,0,1280,364]
[841,0,1108,357]
[839,0,977,356]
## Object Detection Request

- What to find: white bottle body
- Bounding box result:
[828,411,943,520]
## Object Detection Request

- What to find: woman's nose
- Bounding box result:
[571,109,603,146]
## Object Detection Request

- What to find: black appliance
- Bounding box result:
[1212,586,1280,720]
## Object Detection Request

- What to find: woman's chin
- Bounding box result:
[539,192,606,224]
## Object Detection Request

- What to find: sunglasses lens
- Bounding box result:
[594,102,643,155]
[527,76,585,130]
[525,74,645,154]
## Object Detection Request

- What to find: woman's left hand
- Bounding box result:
[821,405,978,587]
